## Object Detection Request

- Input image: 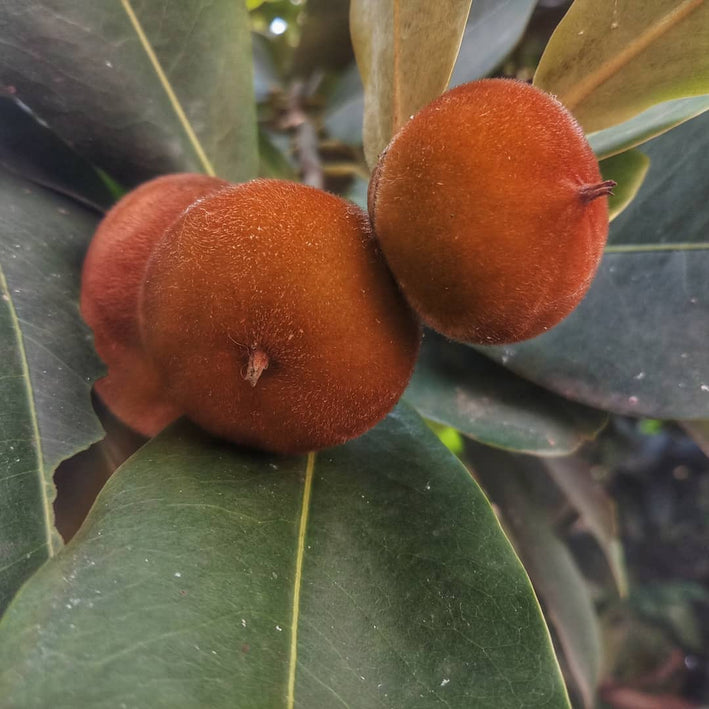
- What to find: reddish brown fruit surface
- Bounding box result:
[368,78,613,345]
[140,179,421,455]
[81,173,228,435]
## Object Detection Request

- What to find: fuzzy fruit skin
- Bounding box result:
[368,79,610,345]
[81,173,228,435]
[140,179,421,455]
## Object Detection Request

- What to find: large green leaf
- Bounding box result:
[0,407,570,708]
[351,0,472,168]
[469,444,601,709]
[0,169,103,615]
[588,95,709,159]
[534,0,709,134]
[0,97,114,212]
[0,0,258,187]
[405,333,607,456]
[483,111,709,419]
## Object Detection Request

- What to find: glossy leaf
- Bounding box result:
[405,333,607,456]
[449,0,536,87]
[589,95,709,159]
[351,0,472,167]
[0,407,569,708]
[0,97,113,212]
[0,169,103,615]
[470,444,601,709]
[543,458,627,597]
[483,111,709,419]
[601,150,650,221]
[534,0,709,134]
[0,1,258,187]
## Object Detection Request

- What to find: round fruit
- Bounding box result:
[368,78,615,345]
[140,179,421,455]
[81,173,228,435]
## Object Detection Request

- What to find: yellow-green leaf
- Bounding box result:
[351,0,472,169]
[601,149,651,221]
[534,0,709,134]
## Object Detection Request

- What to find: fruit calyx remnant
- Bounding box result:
[243,348,270,387]
[579,180,617,204]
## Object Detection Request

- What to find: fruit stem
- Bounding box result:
[579,180,617,203]
[244,348,269,387]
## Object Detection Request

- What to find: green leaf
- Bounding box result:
[0,169,104,616]
[543,458,627,597]
[482,111,709,419]
[405,333,607,456]
[534,0,709,134]
[0,97,114,212]
[450,0,537,86]
[600,149,650,221]
[469,444,601,709]
[588,95,709,159]
[0,1,258,187]
[328,0,536,148]
[0,407,570,708]
[351,0,473,168]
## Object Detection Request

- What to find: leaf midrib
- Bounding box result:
[563,0,706,111]
[605,242,709,254]
[287,451,316,708]
[0,262,54,557]
[119,0,216,177]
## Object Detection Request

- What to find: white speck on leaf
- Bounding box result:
[440,678,450,687]
[275,625,283,631]
[174,572,182,578]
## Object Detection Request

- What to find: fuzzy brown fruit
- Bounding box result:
[368,78,615,345]
[140,179,421,455]
[81,173,228,435]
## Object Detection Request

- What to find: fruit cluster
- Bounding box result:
[81,79,613,454]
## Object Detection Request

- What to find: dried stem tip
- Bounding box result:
[244,348,269,387]
[579,180,617,204]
